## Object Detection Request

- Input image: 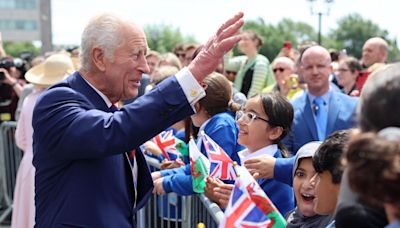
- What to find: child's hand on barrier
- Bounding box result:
[204,177,222,203]
[153,177,166,195]
[213,183,234,209]
[151,171,162,180]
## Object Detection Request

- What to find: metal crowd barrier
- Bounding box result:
[138,156,224,228]
[0,121,23,223]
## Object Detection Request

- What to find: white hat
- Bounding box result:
[25,53,74,86]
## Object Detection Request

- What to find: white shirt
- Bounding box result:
[238,144,278,164]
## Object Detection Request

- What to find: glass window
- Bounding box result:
[0,19,37,30]
[0,0,37,9]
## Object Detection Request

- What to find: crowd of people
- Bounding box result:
[0,11,399,228]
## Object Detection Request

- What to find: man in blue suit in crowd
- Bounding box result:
[32,12,244,228]
[245,45,358,186]
[284,45,358,155]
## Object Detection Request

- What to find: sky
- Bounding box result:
[51,0,400,47]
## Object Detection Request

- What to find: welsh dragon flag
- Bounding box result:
[189,139,210,193]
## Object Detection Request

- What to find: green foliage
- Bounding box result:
[231,14,400,63]
[236,17,318,61]
[388,39,400,62]
[329,13,389,59]
[3,41,41,58]
[144,24,197,53]
[143,14,400,63]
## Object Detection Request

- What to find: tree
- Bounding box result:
[144,24,197,53]
[238,18,317,61]
[329,13,391,59]
[3,41,41,58]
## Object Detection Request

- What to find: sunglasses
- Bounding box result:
[273,68,286,73]
[175,53,186,58]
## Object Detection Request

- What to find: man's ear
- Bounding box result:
[268,126,283,142]
[92,47,106,71]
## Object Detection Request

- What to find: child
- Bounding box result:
[213,92,295,216]
[346,127,400,228]
[311,130,350,227]
[151,72,243,195]
[286,141,332,228]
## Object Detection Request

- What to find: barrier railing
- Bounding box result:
[0,121,23,223]
[0,121,224,227]
[138,155,224,228]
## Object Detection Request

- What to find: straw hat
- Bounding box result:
[25,53,74,86]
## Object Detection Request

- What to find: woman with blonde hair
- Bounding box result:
[225,30,275,98]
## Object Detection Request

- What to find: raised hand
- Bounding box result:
[188,12,244,82]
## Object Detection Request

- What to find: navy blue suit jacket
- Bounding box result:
[32,72,194,227]
[284,91,358,155]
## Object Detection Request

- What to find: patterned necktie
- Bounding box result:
[313,97,327,141]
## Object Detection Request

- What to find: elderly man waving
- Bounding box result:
[32,12,244,228]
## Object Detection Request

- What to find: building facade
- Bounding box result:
[0,0,52,53]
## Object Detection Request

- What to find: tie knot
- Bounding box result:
[314,97,325,106]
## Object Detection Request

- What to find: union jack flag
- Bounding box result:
[201,132,236,180]
[219,177,271,228]
[220,166,286,228]
[153,130,180,160]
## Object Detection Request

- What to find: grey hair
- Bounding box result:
[272,56,295,70]
[80,13,125,71]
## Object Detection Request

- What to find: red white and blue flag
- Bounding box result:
[201,132,236,180]
[219,174,271,227]
[219,166,286,228]
[153,130,180,161]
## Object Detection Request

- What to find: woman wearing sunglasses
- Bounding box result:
[212,92,295,216]
[263,57,304,100]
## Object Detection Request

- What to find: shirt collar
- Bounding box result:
[307,89,331,105]
[197,118,211,138]
[82,76,114,108]
[238,144,278,164]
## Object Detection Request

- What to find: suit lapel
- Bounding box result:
[326,92,340,135]
[67,72,110,112]
[68,72,147,209]
[301,94,319,140]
